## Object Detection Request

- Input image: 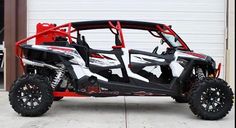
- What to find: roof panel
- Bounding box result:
[71,20,164,31]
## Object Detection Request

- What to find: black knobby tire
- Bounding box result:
[172,95,189,103]
[189,78,234,120]
[9,74,53,117]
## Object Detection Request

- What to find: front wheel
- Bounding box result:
[9,74,53,117]
[189,78,234,120]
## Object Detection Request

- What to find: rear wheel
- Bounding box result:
[189,78,233,120]
[9,74,53,117]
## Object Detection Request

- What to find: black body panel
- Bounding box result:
[72,20,164,31]
[21,44,73,64]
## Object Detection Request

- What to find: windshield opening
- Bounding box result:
[161,33,182,47]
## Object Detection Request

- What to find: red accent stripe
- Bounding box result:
[103,55,114,60]
[90,53,104,59]
[112,46,123,49]
[53,91,87,97]
[90,53,114,60]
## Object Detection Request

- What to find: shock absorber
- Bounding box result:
[196,68,205,80]
[51,66,65,88]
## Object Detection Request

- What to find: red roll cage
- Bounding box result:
[15,20,190,58]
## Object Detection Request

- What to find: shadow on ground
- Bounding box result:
[48,97,192,118]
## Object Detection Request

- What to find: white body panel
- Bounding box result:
[32,45,108,81]
[131,54,165,64]
[89,54,120,67]
[72,65,108,81]
[31,44,212,81]
[169,50,205,77]
[174,50,205,60]
[122,48,149,82]
[169,61,184,77]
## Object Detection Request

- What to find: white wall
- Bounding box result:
[226,0,235,89]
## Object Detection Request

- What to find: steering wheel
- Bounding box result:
[152,39,164,54]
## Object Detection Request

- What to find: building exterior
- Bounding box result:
[3,0,235,91]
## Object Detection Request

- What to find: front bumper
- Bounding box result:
[214,63,221,78]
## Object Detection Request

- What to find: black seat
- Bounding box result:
[71,36,90,66]
[79,36,90,49]
[42,41,69,46]
[41,36,70,46]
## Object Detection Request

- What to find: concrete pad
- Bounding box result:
[125,96,235,128]
[0,91,235,128]
[0,91,125,128]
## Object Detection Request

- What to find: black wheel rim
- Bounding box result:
[16,84,42,109]
[200,87,226,113]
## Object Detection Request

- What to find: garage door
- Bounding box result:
[27,0,226,78]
